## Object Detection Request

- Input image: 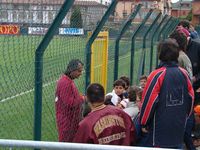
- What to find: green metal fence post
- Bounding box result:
[164,19,179,39]
[34,0,75,144]
[163,18,176,39]
[155,16,172,67]
[113,4,142,82]
[157,16,172,41]
[130,9,153,84]
[85,0,118,91]
[156,19,175,68]
[149,15,168,73]
[172,19,180,32]
[139,12,162,77]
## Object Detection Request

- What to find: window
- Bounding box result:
[23,4,29,10]
[13,10,19,23]
[28,11,33,23]
[123,10,127,18]
[37,11,43,24]
[42,11,49,24]
[24,11,29,23]
[7,10,13,22]
[18,10,24,23]
[48,11,53,24]
[33,11,38,23]
[0,10,8,22]
[114,11,118,16]
[7,4,13,10]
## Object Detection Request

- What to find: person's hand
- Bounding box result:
[80,93,86,101]
[194,111,200,124]
[192,76,197,83]
[141,127,148,133]
[196,87,200,93]
[189,26,195,32]
[116,103,124,109]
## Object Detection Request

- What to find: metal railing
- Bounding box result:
[0,139,178,150]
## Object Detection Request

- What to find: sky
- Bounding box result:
[86,0,185,4]
[77,0,111,5]
[171,0,179,3]
[96,0,180,4]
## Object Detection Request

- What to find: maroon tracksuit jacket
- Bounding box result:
[73,105,136,145]
[55,75,83,142]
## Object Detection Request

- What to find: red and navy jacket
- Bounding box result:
[140,61,194,148]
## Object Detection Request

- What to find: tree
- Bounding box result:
[186,10,192,21]
[70,6,83,28]
[178,10,192,21]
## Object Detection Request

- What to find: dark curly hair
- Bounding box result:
[119,76,130,90]
[87,83,105,103]
[64,59,84,75]
[169,30,187,52]
[178,20,190,30]
[113,79,126,89]
[158,39,179,62]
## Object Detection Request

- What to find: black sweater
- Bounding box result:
[186,38,200,90]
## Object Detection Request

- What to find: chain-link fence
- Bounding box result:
[0,0,177,142]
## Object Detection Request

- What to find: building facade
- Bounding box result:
[0,0,107,30]
[113,0,171,22]
[171,0,192,18]
[192,0,200,25]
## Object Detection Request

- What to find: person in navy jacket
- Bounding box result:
[140,39,194,148]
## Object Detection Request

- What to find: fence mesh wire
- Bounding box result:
[0,0,108,141]
[0,0,174,142]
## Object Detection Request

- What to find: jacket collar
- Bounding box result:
[157,61,178,68]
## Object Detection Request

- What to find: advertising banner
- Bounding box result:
[0,25,20,35]
[28,27,48,35]
[59,28,84,35]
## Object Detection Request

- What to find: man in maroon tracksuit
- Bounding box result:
[73,83,136,145]
[55,59,84,142]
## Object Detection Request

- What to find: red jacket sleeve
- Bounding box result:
[179,67,194,116]
[140,68,166,126]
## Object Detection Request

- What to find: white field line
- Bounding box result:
[0,54,131,103]
[94,54,131,68]
[0,81,56,103]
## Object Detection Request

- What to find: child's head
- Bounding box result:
[119,76,130,90]
[139,75,147,89]
[113,79,126,96]
[135,86,143,103]
[128,85,143,103]
[178,20,190,30]
[127,86,137,102]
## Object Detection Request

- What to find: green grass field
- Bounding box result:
[0,35,158,141]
